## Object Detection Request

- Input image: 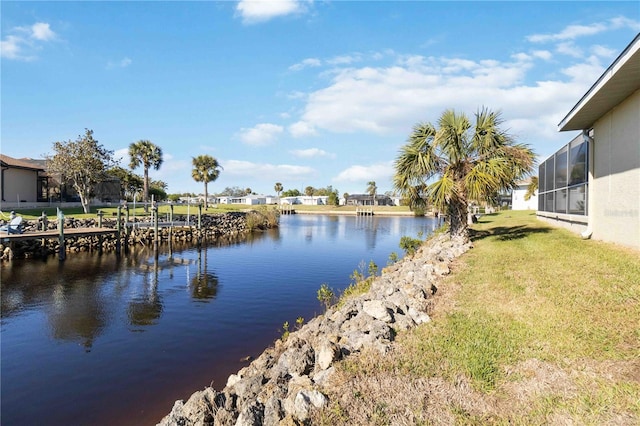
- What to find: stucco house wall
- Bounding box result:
[589,90,640,248]
[2,167,39,203]
[540,34,640,249]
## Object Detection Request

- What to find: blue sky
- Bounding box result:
[2,1,639,196]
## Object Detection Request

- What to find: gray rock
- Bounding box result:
[158,234,473,426]
[234,402,263,426]
[362,300,394,323]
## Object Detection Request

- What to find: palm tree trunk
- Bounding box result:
[448,198,470,240]
[204,183,208,210]
[143,168,149,212]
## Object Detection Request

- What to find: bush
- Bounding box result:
[399,236,422,256]
[317,283,335,311]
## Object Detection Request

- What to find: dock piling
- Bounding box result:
[58,210,65,261]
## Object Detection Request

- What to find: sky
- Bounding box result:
[2,1,639,197]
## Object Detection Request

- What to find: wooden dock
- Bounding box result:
[2,227,119,261]
[1,227,117,242]
[355,207,374,216]
[279,205,296,215]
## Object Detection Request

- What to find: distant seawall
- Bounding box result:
[0,212,275,260]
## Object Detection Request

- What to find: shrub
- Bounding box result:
[399,235,422,256]
[317,283,335,311]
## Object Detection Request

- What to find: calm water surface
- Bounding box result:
[1,214,440,425]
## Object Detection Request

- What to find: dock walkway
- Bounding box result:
[1,227,117,242]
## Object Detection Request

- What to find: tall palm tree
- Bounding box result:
[305,186,314,197]
[274,182,283,199]
[128,140,163,207]
[366,181,377,206]
[191,155,223,209]
[394,107,535,239]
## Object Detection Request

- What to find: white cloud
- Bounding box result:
[591,44,617,59]
[527,22,607,43]
[527,16,640,44]
[283,32,617,153]
[295,57,533,135]
[532,50,553,61]
[1,22,57,61]
[30,23,56,41]
[334,162,394,184]
[609,16,640,31]
[107,57,132,69]
[288,120,318,138]
[290,148,335,158]
[236,0,311,24]
[1,35,25,60]
[556,41,583,58]
[289,57,321,71]
[237,123,284,146]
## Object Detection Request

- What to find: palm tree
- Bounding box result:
[524,176,538,201]
[366,181,377,206]
[305,186,314,197]
[394,107,535,239]
[192,155,223,209]
[128,140,163,207]
[274,182,283,200]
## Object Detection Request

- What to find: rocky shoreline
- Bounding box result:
[0,211,273,260]
[158,233,471,426]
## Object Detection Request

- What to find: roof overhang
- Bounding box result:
[558,33,640,132]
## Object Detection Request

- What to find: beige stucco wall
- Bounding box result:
[589,89,640,249]
[1,168,39,203]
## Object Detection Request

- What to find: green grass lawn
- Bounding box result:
[315,210,640,425]
[3,203,253,220]
[6,203,414,220]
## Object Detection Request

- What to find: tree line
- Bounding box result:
[47,106,534,240]
[46,129,224,212]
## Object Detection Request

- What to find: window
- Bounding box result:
[569,139,587,185]
[538,134,588,216]
[555,146,568,188]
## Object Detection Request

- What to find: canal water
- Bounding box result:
[1,214,440,425]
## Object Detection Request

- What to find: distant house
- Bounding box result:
[217,195,266,205]
[537,34,639,249]
[346,194,393,206]
[280,195,329,205]
[0,154,49,204]
[511,178,537,210]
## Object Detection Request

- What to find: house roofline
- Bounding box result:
[558,33,640,132]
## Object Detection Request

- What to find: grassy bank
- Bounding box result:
[2,203,261,220]
[4,203,415,220]
[314,210,640,425]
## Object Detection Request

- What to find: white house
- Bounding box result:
[511,178,538,210]
[537,34,639,249]
[217,195,267,205]
[280,195,328,205]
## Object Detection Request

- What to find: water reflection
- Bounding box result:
[128,255,163,328]
[190,248,219,301]
[48,280,109,351]
[0,233,264,346]
[1,215,440,426]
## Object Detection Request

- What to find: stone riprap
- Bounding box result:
[158,233,471,426]
[0,212,270,260]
